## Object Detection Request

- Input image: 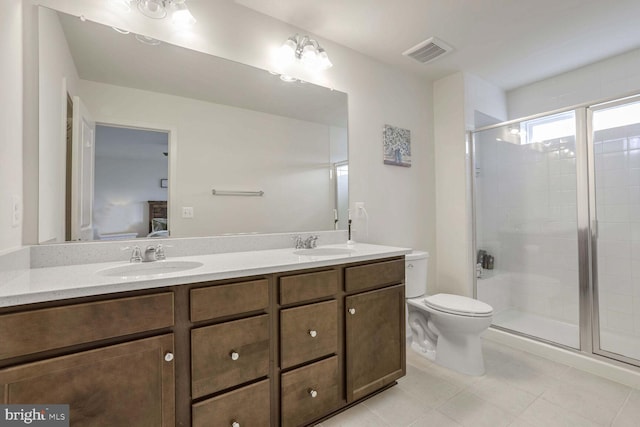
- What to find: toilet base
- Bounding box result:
[410,341,436,361]
[434,333,486,376]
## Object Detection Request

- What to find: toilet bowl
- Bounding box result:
[407,294,493,376]
[405,251,493,376]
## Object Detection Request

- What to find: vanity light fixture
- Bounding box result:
[113,0,196,27]
[277,34,333,73]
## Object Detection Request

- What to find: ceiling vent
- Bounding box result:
[402,37,453,64]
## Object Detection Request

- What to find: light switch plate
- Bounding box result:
[181,207,194,218]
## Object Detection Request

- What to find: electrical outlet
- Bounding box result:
[181,207,194,218]
[355,202,365,216]
[11,196,21,227]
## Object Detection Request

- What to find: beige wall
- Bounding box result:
[0,0,23,253]
[433,72,506,296]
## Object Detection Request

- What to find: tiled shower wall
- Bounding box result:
[594,124,640,338]
[476,127,580,326]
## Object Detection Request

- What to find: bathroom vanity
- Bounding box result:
[0,243,407,426]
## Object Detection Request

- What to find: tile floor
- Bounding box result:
[317,339,640,427]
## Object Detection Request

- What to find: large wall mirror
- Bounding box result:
[37,7,348,243]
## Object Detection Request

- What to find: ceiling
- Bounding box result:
[234,0,640,91]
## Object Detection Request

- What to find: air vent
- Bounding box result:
[402,37,453,64]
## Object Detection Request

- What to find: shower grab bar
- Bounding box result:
[211,189,264,197]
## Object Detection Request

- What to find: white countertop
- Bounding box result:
[0,243,410,308]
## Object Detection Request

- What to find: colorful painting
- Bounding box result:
[383,124,411,167]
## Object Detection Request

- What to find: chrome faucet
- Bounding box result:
[304,235,319,249]
[293,235,318,249]
[155,244,166,261]
[129,246,142,263]
[142,245,157,262]
[293,235,305,249]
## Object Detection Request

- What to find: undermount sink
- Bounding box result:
[97,260,204,278]
[293,247,355,256]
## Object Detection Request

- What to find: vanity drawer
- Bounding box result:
[191,314,269,398]
[190,279,269,322]
[192,379,270,427]
[0,292,174,360]
[344,258,405,293]
[281,356,339,427]
[280,300,338,369]
[279,269,338,305]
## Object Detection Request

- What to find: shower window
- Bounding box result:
[474,111,581,349]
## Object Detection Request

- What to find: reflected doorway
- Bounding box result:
[92,125,169,240]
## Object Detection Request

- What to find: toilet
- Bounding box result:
[405,251,493,376]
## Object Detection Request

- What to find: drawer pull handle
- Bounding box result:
[348,308,356,315]
[308,389,318,398]
[164,352,174,362]
[231,422,240,427]
[308,329,318,338]
[230,351,240,361]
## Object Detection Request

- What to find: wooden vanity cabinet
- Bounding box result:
[345,284,405,402]
[0,255,405,426]
[344,258,406,403]
[0,292,176,426]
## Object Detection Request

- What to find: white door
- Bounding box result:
[71,96,95,241]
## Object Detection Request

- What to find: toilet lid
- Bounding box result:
[423,293,493,317]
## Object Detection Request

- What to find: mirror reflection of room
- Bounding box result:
[93,125,169,241]
[38,7,348,243]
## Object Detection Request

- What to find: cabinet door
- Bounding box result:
[345,284,405,402]
[0,334,175,426]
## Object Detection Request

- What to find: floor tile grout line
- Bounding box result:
[608,387,632,426]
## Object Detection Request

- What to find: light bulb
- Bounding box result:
[276,38,297,67]
[171,3,196,27]
[301,44,318,67]
[138,0,167,19]
[316,49,333,70]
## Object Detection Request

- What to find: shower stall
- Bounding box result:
[473,94,640,367]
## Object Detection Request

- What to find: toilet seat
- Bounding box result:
[423,293,493,317]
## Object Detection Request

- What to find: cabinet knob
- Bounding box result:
[308,329,318,338]
[407,263,414,269]
[348,308,356,315]
[230,351,240,361]
[231,421,240,427]
[164,352,174,362]
[308,389,318,398]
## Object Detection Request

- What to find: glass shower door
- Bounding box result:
[591,98,640,364]
[474,111,581,348]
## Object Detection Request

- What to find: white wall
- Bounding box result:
[81,80,338,237]
[23,0,435,281]
[0,0,24,253]
[508,47,640,119]
[37,6,80,243]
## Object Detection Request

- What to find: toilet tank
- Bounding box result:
[405,251,429,298]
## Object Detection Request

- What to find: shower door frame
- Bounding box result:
[471,93,640,367]
[587,94,640,368]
